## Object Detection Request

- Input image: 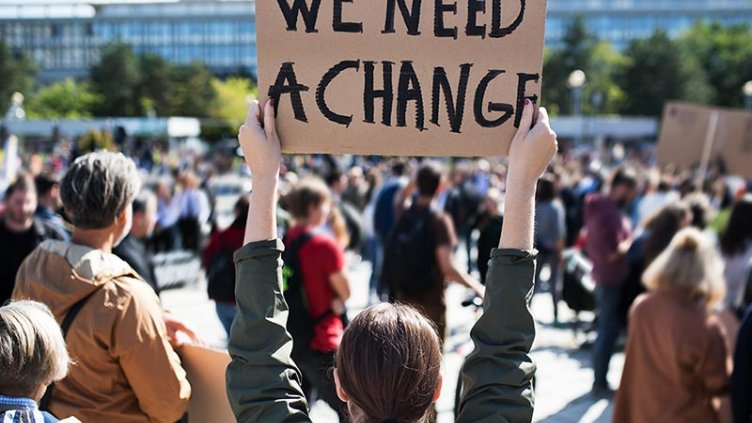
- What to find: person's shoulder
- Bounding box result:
[433,210,454,227]
[308,231,340,250]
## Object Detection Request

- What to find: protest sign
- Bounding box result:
[657,102,752,179]
[179,344,234,423]
[256,0,548,157]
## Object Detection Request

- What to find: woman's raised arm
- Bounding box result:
[227,100,312,423]
[458,101,558,423]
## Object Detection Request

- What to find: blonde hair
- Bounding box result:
[0,301,71,398]
[643,228,726,309]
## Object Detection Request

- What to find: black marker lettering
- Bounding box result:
[431,64,473,133]
[396,61,426,131]
[434,0,458,39]
[466,0,486,38]
[383,0,422,35]
[490,0,525,38]
[364,61,394,126]
[268,62,310,122]
[333,0,363,33]
[474,69,513,127]
[316,60,361,127]
[276,0,323,33]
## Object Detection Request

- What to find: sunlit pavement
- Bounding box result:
[161,254,623,423]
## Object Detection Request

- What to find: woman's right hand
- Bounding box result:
[239,99,282,186]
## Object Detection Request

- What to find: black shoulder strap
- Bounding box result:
[39,289,99,412]
[285,231,314,262]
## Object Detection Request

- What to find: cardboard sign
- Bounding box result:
[657,102,752,178]
[178,344,235,423]
[256,0,548,157]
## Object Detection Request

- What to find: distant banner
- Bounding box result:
[657,102,752,179]
[256,0,548,157]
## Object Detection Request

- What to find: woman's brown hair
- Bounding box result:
[283,177,331,220]
[336,303,442,423]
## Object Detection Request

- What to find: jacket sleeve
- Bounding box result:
[226,239,311,423]
[112,283,191,423]
[696,315,730,397]
[457,248,537,423]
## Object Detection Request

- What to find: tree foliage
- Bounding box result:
[617,30,713,116]
[90,43,142,116]
[0,40,37,113]
[26,78,98,119]
[680,22,752,108]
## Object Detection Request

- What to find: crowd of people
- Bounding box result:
[0,95,750,422]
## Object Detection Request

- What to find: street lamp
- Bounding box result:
[568,70,586,147]
[743,81,752,111]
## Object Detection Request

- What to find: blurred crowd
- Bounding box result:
[0,138,751,422]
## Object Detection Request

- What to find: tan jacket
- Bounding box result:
[12,240,191,423]
[614,290,730,423]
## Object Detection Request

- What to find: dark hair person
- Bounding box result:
[226,99,558,422]
[719,196,752,312]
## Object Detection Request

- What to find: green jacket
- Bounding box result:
[227,239,537,422]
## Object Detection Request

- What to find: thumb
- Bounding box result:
[514,100,534,141]
[263,99,277,139]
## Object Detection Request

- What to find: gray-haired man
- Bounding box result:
[13,152,194,423]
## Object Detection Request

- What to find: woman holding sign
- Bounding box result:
[226,98,557,422]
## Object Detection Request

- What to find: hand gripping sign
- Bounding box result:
[256,0,548,157]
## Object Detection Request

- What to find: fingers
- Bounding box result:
[537,107,550,127]
[245,100,260,126]
[516,100,535,138]
[263,99,277,139]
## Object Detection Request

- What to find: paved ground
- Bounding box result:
[161,254,623,423]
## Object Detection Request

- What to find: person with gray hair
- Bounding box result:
[0,300,79,422]
[12,151,193,423]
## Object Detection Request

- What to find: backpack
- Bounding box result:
[282,232,330,351]
[206,233,236,302]
[381,206,439,297]
[561,249,597,312]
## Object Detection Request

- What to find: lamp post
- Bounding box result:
[568,70,586,147]
[3,92,25,187]
[743,81,752,111]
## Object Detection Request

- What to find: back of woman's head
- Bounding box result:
[643,202,691,265]
[336,303,442,423]
[283,177,331,220]
[0,301,71,399]
[643,227,725,309]
[720,195,752,257]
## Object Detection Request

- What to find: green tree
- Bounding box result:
[584,42,628,115]
[0,40,37,112]
[138,53,174,116]
[680,22,752,108]
[618,30,713,116]
[26,79,98,119]
[542,16,599,115]
[168,62,217,117]
[90,43,142,116]
[210,77,257,128]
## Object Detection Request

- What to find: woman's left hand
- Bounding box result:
[239,99,282,185]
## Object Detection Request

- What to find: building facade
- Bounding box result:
[0,0,257,82]
[1,0,751,82]
[547,0,752,49]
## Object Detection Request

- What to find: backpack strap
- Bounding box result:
[39,289,99,412]
[288,231,314,257]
